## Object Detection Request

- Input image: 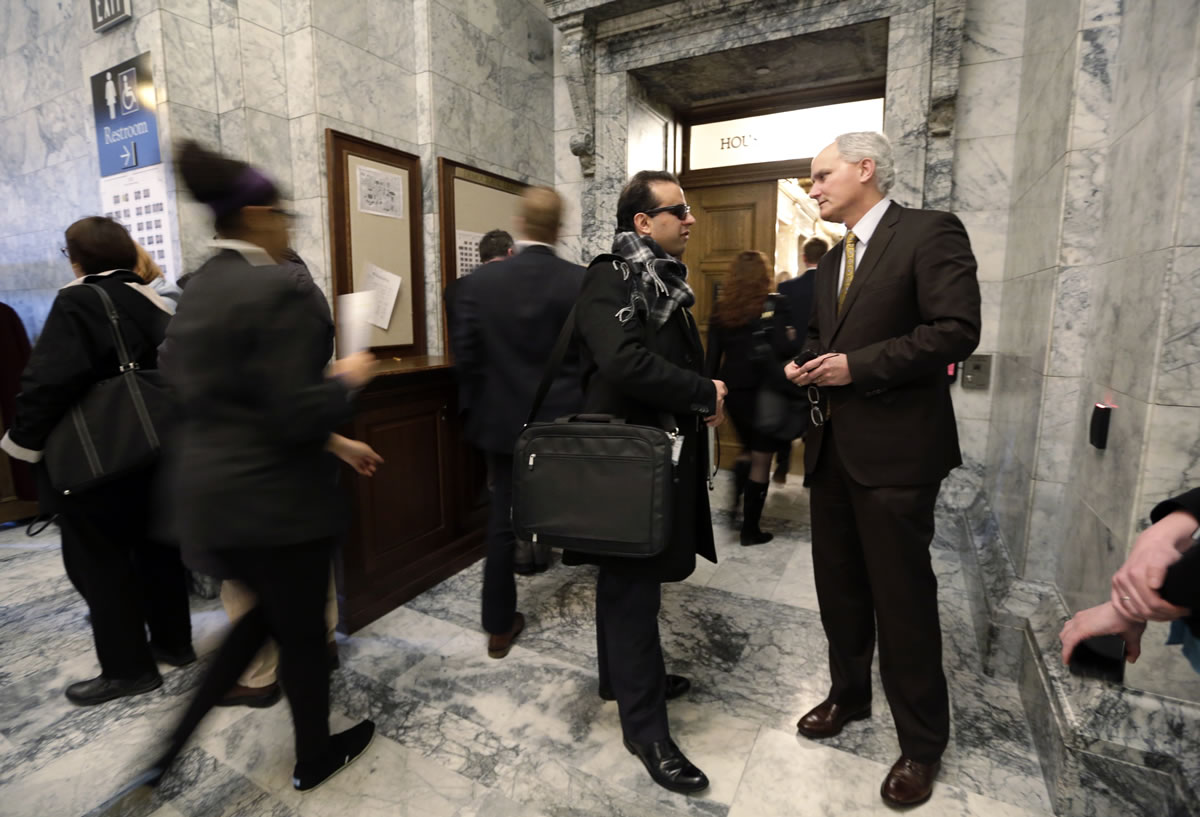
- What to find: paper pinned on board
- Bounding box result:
[363,263,402,330]
[356,165,404,219]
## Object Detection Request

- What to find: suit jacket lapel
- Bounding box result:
[832,202,901,339]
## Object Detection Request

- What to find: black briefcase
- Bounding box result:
[511,306,675,559]
[42,283,174,496]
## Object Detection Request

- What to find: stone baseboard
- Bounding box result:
[948,491,1199,817]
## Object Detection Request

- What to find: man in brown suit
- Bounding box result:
[785,131,980,807]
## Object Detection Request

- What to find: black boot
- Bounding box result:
[731,459,750,525]
[740,480,774,546]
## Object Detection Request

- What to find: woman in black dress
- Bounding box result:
[706,250,789,545]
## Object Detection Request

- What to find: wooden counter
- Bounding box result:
[338,356,488,632]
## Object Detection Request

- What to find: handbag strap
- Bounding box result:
[81,281,138,373]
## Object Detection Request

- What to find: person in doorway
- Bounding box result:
[771,236,827,484]
[452,188,584,659]
[705,249,789,545]
[1,217,194,705]
[567,169,727,795]
[141,141,379,792]
[784,132,980,807]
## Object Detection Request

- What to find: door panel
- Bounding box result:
[683,181,777,464]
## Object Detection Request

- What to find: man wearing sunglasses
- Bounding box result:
[566,170,727,796]
[784,132,980,807]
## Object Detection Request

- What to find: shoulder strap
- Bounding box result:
[524,263,678,433]
[82,282,137,373]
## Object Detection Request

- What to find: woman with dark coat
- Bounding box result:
[0,217,194,705]
[144,141,379,792]
[565,170,727,795]
[706,250,793,545]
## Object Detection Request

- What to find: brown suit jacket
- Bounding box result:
[803,202,981,487]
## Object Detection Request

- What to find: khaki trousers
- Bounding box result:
[220,569,339,688]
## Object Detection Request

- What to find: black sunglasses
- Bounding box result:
[642,204,691,220]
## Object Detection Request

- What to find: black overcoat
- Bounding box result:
[562,255,718,582]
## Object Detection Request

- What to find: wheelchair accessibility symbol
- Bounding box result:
[118,67,139,116]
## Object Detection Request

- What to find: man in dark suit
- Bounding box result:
[451,188,584,659]
[772,236,827,483]
[785,131,981,807]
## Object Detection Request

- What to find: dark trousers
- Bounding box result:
[808,429,949,762]
[58,509,192,681]
[165,539,333,766]
[481,452,517,635]
[596,569,668,744]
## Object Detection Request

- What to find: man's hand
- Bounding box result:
[327,433,384,476]
[1112,510,1196,621]
[785,353,852,388]
[1060,602,1147,665]
[706,379,728,428]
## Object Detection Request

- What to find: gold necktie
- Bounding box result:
[837,231,857,314]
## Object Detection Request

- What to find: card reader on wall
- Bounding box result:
[1090,403,1113,450]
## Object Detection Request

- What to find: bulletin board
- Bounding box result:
[327,130,426,355]
[437,159,528,348]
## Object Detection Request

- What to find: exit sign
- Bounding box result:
[91,0,132,33]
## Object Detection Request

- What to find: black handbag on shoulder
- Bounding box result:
[511,305,676,559]
[752,294,810,441]
[42,283,174,496]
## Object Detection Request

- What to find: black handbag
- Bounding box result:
[751,295,809,441]
[511,305,677,559]
[42,283,174,496]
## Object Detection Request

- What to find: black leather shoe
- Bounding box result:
[623,737,709,794]
[150,642,197,667]
[796,697,871,739]
[65,673,162,706]
[600,674,691,702]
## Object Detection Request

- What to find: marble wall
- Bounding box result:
[982,0,1200,702]
[0,3,190,341]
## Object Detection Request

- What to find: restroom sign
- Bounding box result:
[90,52,161,177]
[91,0,132,32]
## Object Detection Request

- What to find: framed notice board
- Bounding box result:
[327,130,426,356]
[437,159,528,348]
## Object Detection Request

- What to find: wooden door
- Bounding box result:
[682,181,777,463]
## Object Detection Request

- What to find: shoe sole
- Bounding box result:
[215,688,282,708]
[796,706,872,739]
[880,784,934,809]
[622,740,709,795]
[296,729,376,793]
[65,676,163,706]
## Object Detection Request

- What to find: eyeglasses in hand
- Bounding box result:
[807,385,825,427]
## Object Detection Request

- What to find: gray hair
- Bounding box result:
[835,131,895,195]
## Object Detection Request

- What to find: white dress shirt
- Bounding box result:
[836,197,893,295]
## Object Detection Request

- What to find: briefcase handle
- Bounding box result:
[554,413,625,424]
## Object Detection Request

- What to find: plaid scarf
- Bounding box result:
[610,231,695,330]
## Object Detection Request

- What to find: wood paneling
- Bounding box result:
[339,362,487,632]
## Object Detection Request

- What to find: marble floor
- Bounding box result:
[0,476,1058,817]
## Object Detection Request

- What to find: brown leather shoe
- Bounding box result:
[795,697,871,739]
[487,612,526,659]
[881,756,939,807]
